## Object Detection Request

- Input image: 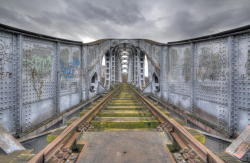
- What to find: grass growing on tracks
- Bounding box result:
[91,120,160,129]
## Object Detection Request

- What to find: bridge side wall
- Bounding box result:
[161,34,250,134]
[232,34,250,133]
[167,44,192,112]
[59,44,81,112]
[0,31,18,133]
[0,27,85,134]
[21,36,58,132]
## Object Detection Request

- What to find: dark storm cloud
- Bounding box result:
[69,0,145,25]
[164,0,250,41]
[0,0,250,42]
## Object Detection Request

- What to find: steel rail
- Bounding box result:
[131,87,224,163]
[28,86,120,163]
[29,84,224,163]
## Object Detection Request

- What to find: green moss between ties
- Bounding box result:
[187,128,206,145]
[47,135,57,143]
[97,112,152,117]
[91,120,160,129]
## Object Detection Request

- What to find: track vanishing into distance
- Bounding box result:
[91,85,159,131]
[29,84,224,163]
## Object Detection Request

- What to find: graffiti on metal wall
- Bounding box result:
[0,39,13,79]
[60,48,80,79]
[197,47,226,81]
[238,45,250,80]
[23,43,53,99]
[169,47,191,82]
[195,41,228,107]
[60,47,80,92]
[169,48,178,81]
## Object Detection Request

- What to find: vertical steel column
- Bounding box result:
[97,45,101,91]
[132,49,136,85]
[55,42,60,114]
[16,34,23,134]
[137,49,141,88]
[227,36,234,135]
[128,49,133,83]
[81,46,86,100]
[160,46,168,99]
[112,46,115,84]
[137,40,141,86]
[159,46,163,97]
[104,46,110,89]
[108,42,112,88]
[191,43,195,113]
[166,46,170,101]
[79,44,83,101]
[85,46,89,99]
[148,44,154,93]
[115,47,119,83]
[110,47,113,84]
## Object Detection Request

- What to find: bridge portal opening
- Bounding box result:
[102,43,146,89]
[90,72,98,92]
[152,73,160,93]
[121,51,129,83]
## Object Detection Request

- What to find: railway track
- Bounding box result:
[28,84,224,163]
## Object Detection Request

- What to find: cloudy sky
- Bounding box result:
[0,0,250,43]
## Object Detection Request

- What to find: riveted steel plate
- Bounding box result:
[232,34,250,132]
[60,44,81,95]
[0,32,17,132]
[194,39,229,129]
[168,45,192,109]
[22,37,57,130]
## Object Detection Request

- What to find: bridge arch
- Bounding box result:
[84,39,162,91]
[98,42,152,90]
